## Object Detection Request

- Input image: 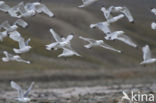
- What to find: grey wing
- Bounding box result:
[121,7,134,22]
[9,31,21,42]
[100,42,121,53]
[18,37,26,49]
[1,21,11,30]
[64,35,73,43]
[24,82,35,97]
[116,34,137,48]
[36,4,54,17]
[79,36,96,43]
[97,22,111,35]
[142,45,151,61]
[10,81,24,98]
[49,28,62,42]
[0,1,10,12]
[18,2,27,14]
[14,19,28,28]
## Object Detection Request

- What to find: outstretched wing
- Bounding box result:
[116,34,137,48]
[121,7,134,23]
[0,21,11,30]
[58,47,80,57]
[0,1,10,12]
[10,81,24,98]
[9,31,21,42]
[24,82,35,97]
[49,28,62,42]
[100,42,121,53]
[35,4,54,17]
[18,37,26,49]
[64,35,73,43]
[142,45,151,61]
[14,19,28,28]
[25,38,31,46]
[79,36,96,43]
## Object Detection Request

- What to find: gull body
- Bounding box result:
[10,81,34,102]
[46,28,80,57]
[102,6,134,23]
[13,37,31,54]
[79,36,121,53]
[90,14,124,35]
[78,0,98,8]
[105,31,137,48]
[140,45,156,65]
[2,51,30,64]
[0,21,18,33]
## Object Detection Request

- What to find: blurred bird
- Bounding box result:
[140,45,156,65]
[151,8,156,16]
[10,81,34,102]
[13,37,31,54]
[90,14,124,35]
[0,30,7,42]
[151,22,156,30]
[0,1,10,12]
[105,31,137,48]
[78,0,98,8]
[2,51,30,64]
[101,6,134,23]
[13,19,28,28]
[79,36,121,53]
[46,28,80,57]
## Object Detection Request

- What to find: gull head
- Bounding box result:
[3,51,7,55]
[90,24,96,28]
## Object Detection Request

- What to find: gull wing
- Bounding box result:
[3,51,13,58]
[25,38,31,46]
[0,1,10,12]
[35,4,54,17]
[100,42,121,53]
[49,28,62,42]
[58,47,80,57]
[1,21,11,30]
[18,2,27,14]
[10,81,24,98]
[95,22,111,35]
[14,19,28,28]
[9,31,21,42]
[24,82,35,97]
[121,7,134,22]
[116,34,137,48]
[108,14,124,23]
[64,35,73,43]
[142,45,151,61]
[79,36,96,43]
[18,37,26,49]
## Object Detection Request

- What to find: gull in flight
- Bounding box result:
[140,45,156,65]
[151,8,156,16]
[101,6,134,23]
[90,14,124,35]
[10,81,34,102]
[46,28,80,57]
[78,0,98,8]
[151,22,156,30]
[13,37,31,54]
[0,19,27,33]
[2,51,30,64]
[79,36,121,53]
[0,1,10,12]
[105,31,137,48]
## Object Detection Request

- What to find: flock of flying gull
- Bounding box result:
[0,0,155,102]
